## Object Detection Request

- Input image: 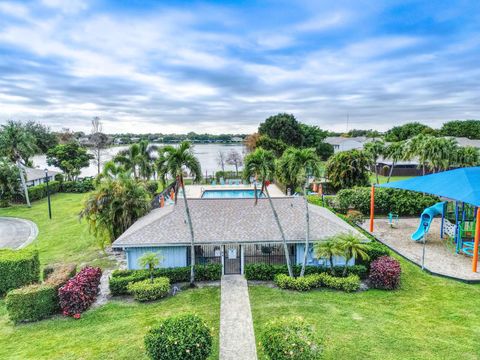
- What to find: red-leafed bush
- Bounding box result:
[58,266,102,317]
[368,256,401,290]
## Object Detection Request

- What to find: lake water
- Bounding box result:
[32,143,246,178]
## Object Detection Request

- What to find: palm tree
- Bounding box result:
[244,148,294,277]
[157,141,201,285]
[0,121,38,207]
[137,140,157,180]
[423,137,457,173]
[313,239,342,275]
[95,160,126,184]
[337,233,370,276]
[278,148,321,277]
[384,141,406,182]
[114,143,141,179]
[404,134,430,175]
[138,252,162,283]
[363,140,385,184]
[456,146,479,167]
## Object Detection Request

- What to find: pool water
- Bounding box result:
[201,189,265,198]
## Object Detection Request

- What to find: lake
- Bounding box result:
[32,143,246,178]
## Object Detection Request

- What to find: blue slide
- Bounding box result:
[411,201,446,241]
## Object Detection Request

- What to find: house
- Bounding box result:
[112,197,364,274]
[324,136,371,153]
[24,167,59,187]
[452,137,480,148]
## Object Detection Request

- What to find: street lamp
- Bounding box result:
[44,168,52,219]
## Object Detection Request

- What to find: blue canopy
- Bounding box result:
[377,167,480,207]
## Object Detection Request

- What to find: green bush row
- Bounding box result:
[244,263,367,281]
[0,249,40,296]
[110,264,221,296]
[5,263,76,323]
[18,179,95,203]
[332,187,440,216]
[275,273,360,292]
[128,277,170,302]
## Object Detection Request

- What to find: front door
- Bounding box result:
[224,245,241,274]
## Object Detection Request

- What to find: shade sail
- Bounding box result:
[377,167,480,207]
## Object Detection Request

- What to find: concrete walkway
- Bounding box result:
[220,275,257,360]
[0,217,38,249]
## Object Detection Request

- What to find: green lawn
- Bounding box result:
[369,174,413,184]
[0,287,220,360]
[0,193,113,268]
[250,257,480,359]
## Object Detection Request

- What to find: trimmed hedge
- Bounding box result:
[332,187,440,216]
[275,273,360,293]
[110,264,221,296]
[27,181,61,201]
[59,179,94,193]
[261,317,322,360]
[127,277,170,302]
[16,179,94,203]
[244,264,367,281]
[59,266,102,317]
[5,263,76,323]
[145,314,212,360]
[0,249,40,296]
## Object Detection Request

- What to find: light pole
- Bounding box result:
[421,222,428,270]
[44,169,52,219]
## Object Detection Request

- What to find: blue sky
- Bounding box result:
[0,0,479,134]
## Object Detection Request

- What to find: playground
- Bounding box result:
[366,167,480,282]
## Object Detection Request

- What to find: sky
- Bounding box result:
[0,0,479,134]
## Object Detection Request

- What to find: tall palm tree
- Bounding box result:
[424,137,457,172]
[363,140,385,184]
[114,143,141,179]
[244,148,294,277]
[137,140,157,180]
[95,160,126,184]
[313,238,342,275]
[404,134,430,175]
[157,141,201,285]
[384,141,406,182]
[278,148,322,277]
[0,121,38,207]
[337,233,370,276]
[456,146,479,167]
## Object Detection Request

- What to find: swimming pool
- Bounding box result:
[201,189,265,198]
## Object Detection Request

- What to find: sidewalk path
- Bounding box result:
[220,275,257,360]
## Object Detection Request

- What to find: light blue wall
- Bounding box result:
[296,244,354,267]
[125,246,187,270]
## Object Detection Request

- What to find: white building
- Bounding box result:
[324,136,372,153]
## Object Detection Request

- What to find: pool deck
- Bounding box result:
[183,183,285,198]
[362,218,480,282]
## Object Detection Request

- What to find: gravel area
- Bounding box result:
[362,218,480,281]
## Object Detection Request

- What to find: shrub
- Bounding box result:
[368,256,401,290]
[333,187,439,216]
[274,273,360,293]
[58,266,102,317]
[26,181,61,202]
[110,264,221,296]
[127,277,170,302]
[358,241,391,268]
[346,209,365,224]
[145,181,159,196]
[5,263,76,323]
[144,314,212,360]
[244,263,367,281]
[60,179,94,193]
[0,249,40,296]
[261,317,322,360]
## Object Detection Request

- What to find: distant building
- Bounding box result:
[24,168,60,187]
[231,136,243,142]
[452,137,480,148]
[324,136,372,153]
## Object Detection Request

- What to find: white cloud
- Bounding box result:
[41,0,87,14]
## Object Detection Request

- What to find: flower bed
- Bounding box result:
[59,266,102,317]
[109,264,221,296]
[5,263,76,323]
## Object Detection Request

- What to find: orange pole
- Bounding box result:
[160,196,165,208]
[170,189,175,201]
[369,184,375,233]
[471,208,480,272]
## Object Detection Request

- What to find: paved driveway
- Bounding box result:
[0,217,38,249]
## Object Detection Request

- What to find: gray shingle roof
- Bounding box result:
[112,198,363,248]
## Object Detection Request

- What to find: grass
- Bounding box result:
[249,257,480,359]
[0,193,113,269]
[369,174,413,184]
[0,287,220,360]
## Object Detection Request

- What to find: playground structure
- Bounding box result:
[369,167,480,273]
